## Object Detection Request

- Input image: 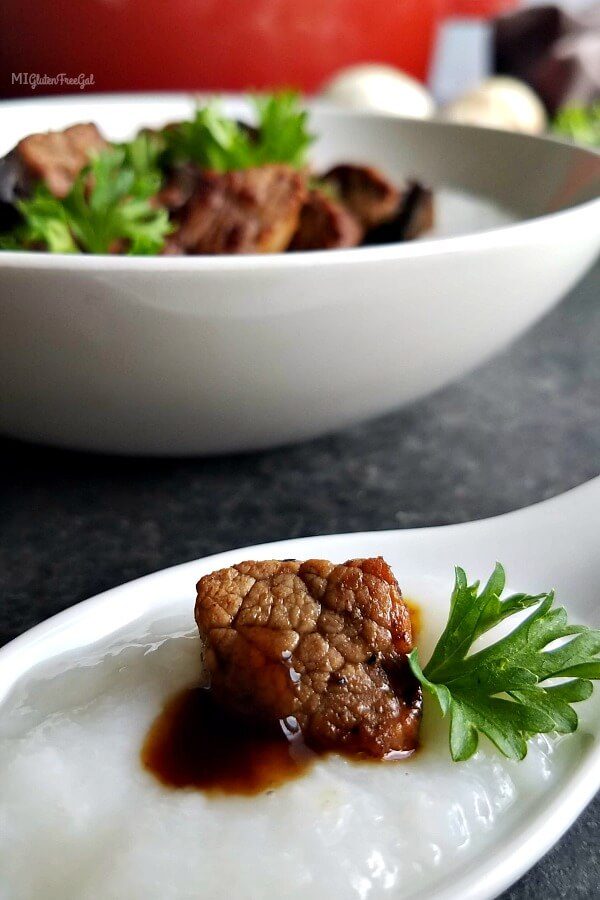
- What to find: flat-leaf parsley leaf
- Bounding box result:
[164,91,313,171]
[4,143,171,255]
[553,104,600,147]
[409,564,600,761]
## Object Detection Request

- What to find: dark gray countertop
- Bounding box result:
[1,260,598,899]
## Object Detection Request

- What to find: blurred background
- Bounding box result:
[0,0,598,141]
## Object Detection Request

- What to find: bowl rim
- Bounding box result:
[0,91,599,273]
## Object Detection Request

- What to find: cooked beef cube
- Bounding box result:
[156,163,199,212]
[172,165,306,254]
[15,123,107,198]
[289,189,363,251]
[195,557,422,757]
[0,152,31,230]
[399,183,434,240]
[161,237,185,255]
[0,151,31,206]
[322,164,401,229]
[363,183,434,245]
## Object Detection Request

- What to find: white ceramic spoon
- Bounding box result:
[0,477,598,900]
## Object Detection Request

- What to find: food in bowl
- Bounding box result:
[0,97,598,456]
[0,92,433,256]
[1,554,599,898]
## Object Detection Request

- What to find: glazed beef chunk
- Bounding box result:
[170,164,307,254]
[364,182,434,245]
[289,189,363,251]
[156,163,199,213]
[0,153,30,230]
[14,124,107,199]
[322,164,401,229]
[320,164,433,243]
[195,557,422,757]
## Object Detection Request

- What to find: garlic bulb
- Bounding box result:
[443,77,547,135]
[319,64,435,120]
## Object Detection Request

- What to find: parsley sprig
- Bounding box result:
[0,92,312,253]
[1,138,171,255]
[164,91,313,171]
[252,92,314,167]
[552,104,600,147]
[409,564,600,761]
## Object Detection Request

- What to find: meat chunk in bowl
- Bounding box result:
[195,557,422,757]
[322,164,401,229]
[289,189,363,251]
[170,165,307,254]
[16,123,107,199]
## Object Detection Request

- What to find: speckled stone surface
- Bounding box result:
[0,261,598,898]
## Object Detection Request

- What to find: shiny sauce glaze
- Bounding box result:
[141,602,421,795]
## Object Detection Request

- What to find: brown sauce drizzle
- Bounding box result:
[141,601,421,795]
[141,687,315,795]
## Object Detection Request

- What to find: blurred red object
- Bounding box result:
[448,0,517,14]
[0,0,517,98]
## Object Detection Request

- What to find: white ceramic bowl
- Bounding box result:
[0,94,598,456]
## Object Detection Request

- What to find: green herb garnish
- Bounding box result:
[3,144,171,255]
[409,563,600,761]
[251,91,314,167]
[0,92,312,253]
[164,91,313,171]
[117,131,166,199]
[552,104,600,147]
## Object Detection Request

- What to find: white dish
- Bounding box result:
[0,94,599,456]
[0,477,599,900]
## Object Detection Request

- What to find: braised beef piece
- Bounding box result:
[195,557,422,757]
[0,152,31,230]
[289,189,363,251]
[161,237,186,256]
[13,124,107,199]
[398,183,434,241]
[171,164,306,254]
[0,152,30,206]
[363,183,434,245]
[156,163,199,213]
[322,164,401,230]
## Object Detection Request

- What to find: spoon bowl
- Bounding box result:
[0,479,598,898]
